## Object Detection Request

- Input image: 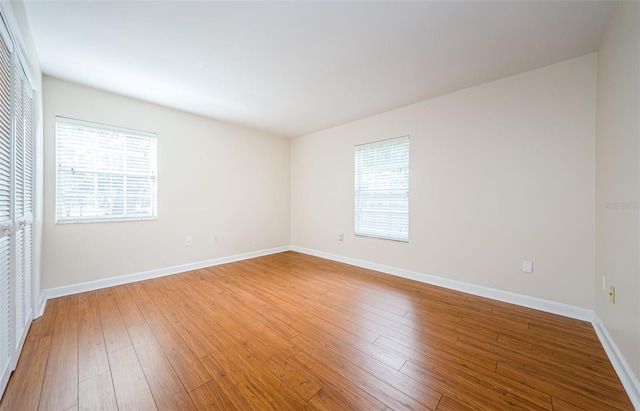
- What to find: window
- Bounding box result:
[55,117,157,223]
[354,136,409,242]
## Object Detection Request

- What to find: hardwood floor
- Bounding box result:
[0,251,633,410]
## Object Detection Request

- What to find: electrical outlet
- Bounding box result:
[185,236,192,246]
[522,260,533,273]
[609,285,615,304]
[213,235,219,243]
[338,232,344,241]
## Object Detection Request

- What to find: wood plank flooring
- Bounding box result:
[0,251,633,410]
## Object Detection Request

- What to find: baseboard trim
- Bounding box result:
[290,246,593,322]
[41,245,593,322]
[592,313,640,409]
[37,292,46,318]
[42,246,290,302]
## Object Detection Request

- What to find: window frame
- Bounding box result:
[54,117,158,224]
[354,135,410,242]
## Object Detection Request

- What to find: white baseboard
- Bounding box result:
[592,314,640,409]
[291,246,593,322]
[41,246,290,303]
[40,245,592,322]
[37,292,46,318]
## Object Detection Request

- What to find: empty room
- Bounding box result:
[0,0,639,410]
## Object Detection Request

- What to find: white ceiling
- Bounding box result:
[24,1,615,138]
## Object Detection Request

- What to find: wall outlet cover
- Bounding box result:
[609,285,615,304]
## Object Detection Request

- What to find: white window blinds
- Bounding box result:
[354,136,409,242]
[55,118,157,223]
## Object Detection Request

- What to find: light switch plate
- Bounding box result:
[522,260,533,273]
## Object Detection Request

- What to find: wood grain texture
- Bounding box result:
[77,291,110,382]
[0,252,633,410]
[0,335,51,411]
[78,372,117,411]
[128,322,197,411]
[97,289,132,353]
[38,294,79,411]
[108,346,157,411]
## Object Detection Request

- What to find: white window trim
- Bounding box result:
[55,117,158,224]
[354,135,410,242]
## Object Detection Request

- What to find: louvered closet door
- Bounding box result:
[13,64,33,346]
[0,23,13,391]
[0,13,35,396]
[20,78,33,338]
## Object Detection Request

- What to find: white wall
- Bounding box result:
[595,1,640,381]
[42,76,290,290]
[291,54,597,309]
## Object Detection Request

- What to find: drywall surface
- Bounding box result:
[291,54,596,309]
[42,76,290,289]
[595,1,640,380]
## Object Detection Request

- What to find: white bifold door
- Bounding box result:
[0,13,35,396]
